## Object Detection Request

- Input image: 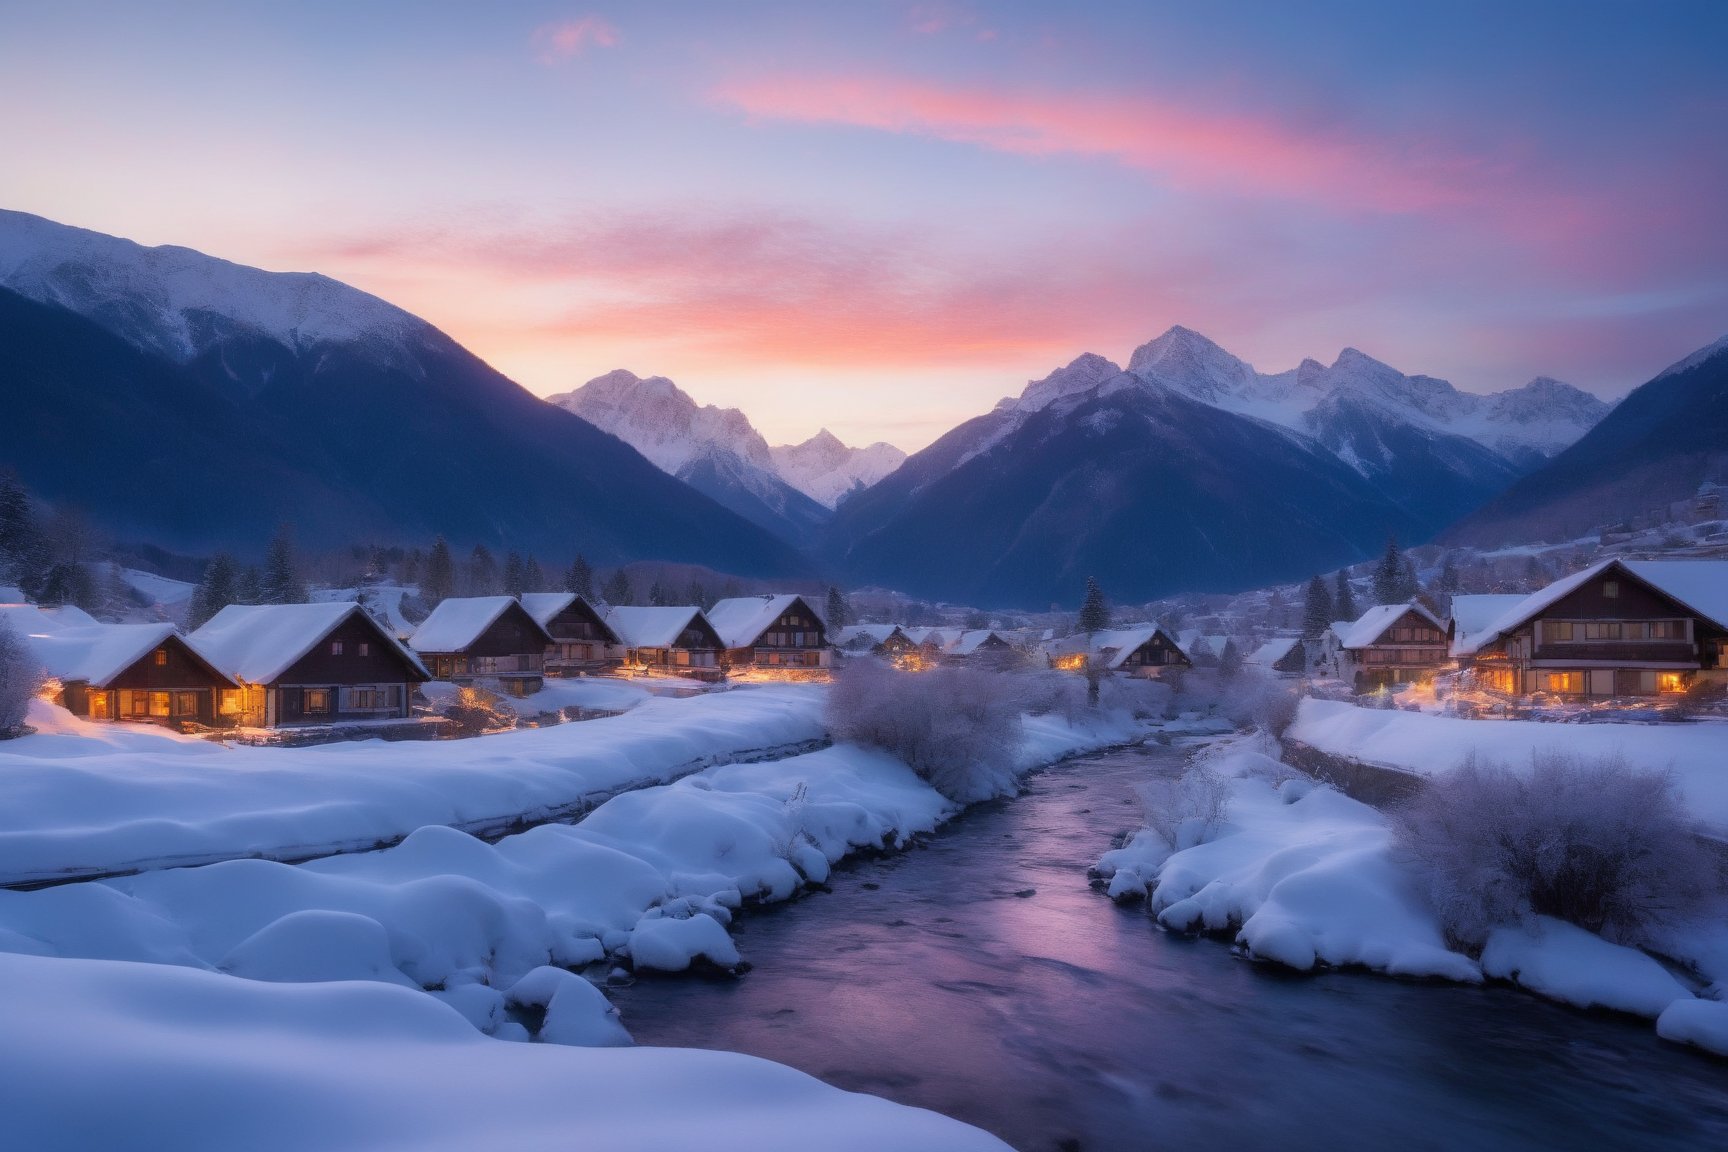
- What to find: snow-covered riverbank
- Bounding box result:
[0,685,827,884]
[1095,733,1728,1059]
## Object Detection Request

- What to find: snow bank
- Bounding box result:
[1099,739,1477,980]
[1657,998,1728,1057]
[0,685,826,884]
[1290,699,1728,834]
[1480,917,1693,1018]
[0,952,1008,1152]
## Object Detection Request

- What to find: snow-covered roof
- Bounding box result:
[518,592,575,628]
[1456,559,1728,657]
[1246,636,1303,667]
[947,629,1011,656]
[0,606,231,688]
[1335,603,1444,650]
[902,627,953,648]
[408,596,548,654]
[603,606,715,650]
[705,595,820,650]
[834,624,906,649]
[0,587,25,603]
[1446,594,1527,658]
[192,602,428,684]
[1048,625,1180,669]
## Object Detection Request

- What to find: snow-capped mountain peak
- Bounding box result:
[548,369,774,475]
[770,429,907,509]
[1001,352,1124,414]
[0,209,427,363]
[1127,324,1261,403]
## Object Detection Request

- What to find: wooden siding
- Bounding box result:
[274,612,427,687]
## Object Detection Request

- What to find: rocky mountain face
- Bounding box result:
[1447,334,1728,545]
[0,210,813,577]
[546,370,832,546]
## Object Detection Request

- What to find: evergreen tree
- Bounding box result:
[1266,589,1287,629]
[424,536,455,602]
[524,556,545,592]
[236,566,263,605]
[0,471,45,589]
[1400,556,1421,602]
[565,554,594,598]
[1333,569,1357,622]
[1436,556,1461,599]
[1077,577,1110,634]
[262,526,306,604]
[601,570,631,606]
[1219,638,1243,680]
[648,579,669,607]
[399,548,422,588]
[502,551,526,596]
[825,586,851,629]
[1372,537,1403,605]
[467,545,498,595]
[189,553,239,628]
[1302,575,1334,638]
[687,581,708,609]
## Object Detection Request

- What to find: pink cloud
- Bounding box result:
[532,16,621,64]
[713,72,1496,215]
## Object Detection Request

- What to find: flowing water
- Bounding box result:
[610,744,1728,1152]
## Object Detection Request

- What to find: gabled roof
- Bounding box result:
[1247,636,1303,667]
[519,592,619,643]
[192,602,428,684]
[705,594,822,650]
[1048,624,1180,669]
[1336,603,1444,650]
[902,627,953,647]
[604,605,716,650]
[1446,594,1527,658]
[835,624,907,649]
[408,596,551,654]
[947,629,1012,655]
[3,609,235,688]
[1456,558,1728,657]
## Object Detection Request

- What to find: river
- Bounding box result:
[609,743,1728,1152]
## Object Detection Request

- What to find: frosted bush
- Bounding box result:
[1395,750,1721,950]
[1215,670,1299,735]
[1015,671,1088,724]
[1096,675,1172,719]
[0,620,44,736]
[826,660,1023,804]
[1139,757,1232,852]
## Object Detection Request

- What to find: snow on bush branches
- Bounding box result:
[1393,750,1723,950]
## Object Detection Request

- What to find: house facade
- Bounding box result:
[1459,559,1728,699]
[706,595,832,674]
[519,592,621,676]
[604,606,726,680]
[1049,625,1191,677]
[408,596,554,697]
[833,624,914,659]
[1246,635,1306,676]
[192,603,430,727]
[1331,603,1449,692]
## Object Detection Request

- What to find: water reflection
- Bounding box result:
[611,746,1728,1152]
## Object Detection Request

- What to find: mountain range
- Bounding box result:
[0,209,810,576]
[4,207,1675,609]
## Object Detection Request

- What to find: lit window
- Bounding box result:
[154,649,168,666]
[219,690,242,715]
[1658,673,1686,693]
[89,693,111,720]
[1543,672,1579,694]
[148,691,171,717]
[304,689,330,713]
[331,640,345,656]
[1602,581,1620,599]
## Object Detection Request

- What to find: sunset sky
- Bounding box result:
[3,1,1725,449]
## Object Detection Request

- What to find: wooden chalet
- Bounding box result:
[1456,559,1728,699]
[1,605,236,729]
[191,602,430,728]
[519,592,622,676]
[1048,625,1191,677]
[604,606,725,680]
[942,629,1024,668]
[706,595,832,674]
[408,595,554,697]
[1329,603,1449,692]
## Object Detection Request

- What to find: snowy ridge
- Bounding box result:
[0,209,428,362]
[548,370,777,477]
[769,429,906,508]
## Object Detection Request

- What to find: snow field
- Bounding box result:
[1290,698,1728,835]
[1095,735,1728,1057]
[0,951,1009,1152]
[0,684,826,884]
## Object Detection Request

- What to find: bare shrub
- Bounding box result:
[1394,750,1721,950]
[1139,757,1232,852]
[827,659,1023,803]
[0,620,44,736]
[1216,669,1299,736]
[1096,675,1172,719]
[1015,670,1088,724]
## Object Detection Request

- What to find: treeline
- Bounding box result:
[0,472,139,616]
